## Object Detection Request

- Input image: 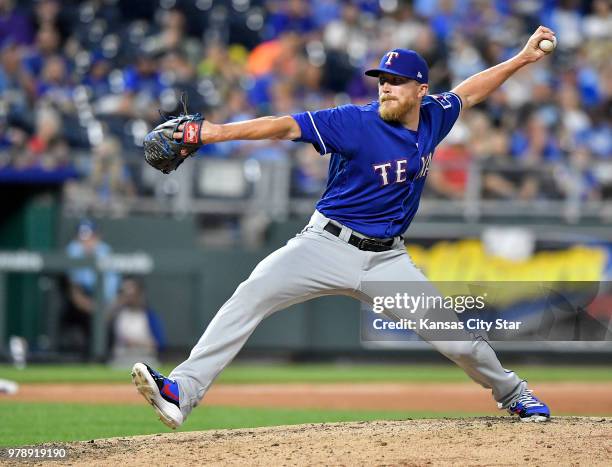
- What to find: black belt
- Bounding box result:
[323,222,396,252]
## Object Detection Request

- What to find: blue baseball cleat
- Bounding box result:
[131,362,184,429]
[507,389,551,422]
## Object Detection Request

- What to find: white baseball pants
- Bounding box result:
[170,211,525,418]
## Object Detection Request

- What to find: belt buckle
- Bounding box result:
[358,237,382,251]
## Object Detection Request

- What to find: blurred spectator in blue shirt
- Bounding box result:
[310,0,342,28]
[118,51,167,121]
[82,52,114,102]
[21,25,63,78]
[511,114,562,162]
[264,0,316,40]
[20,25,64,102]
[36,55,74,113]
[60,219,120,357]
[66,220,120,304]
[555,146,601,201]
[0,42,30,123]
[428,0,464,42]
[577,105,612,160]
[292,142,329,197]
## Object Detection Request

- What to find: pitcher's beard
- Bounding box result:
[378,99,412,123]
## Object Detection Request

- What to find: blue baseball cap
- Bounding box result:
[365,48,429,84]
[77,219,97,239]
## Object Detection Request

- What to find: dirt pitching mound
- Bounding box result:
[23,417,612,466]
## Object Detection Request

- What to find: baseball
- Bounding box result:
[539,37,557,52]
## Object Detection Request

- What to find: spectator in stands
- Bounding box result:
[63,137,135,216]
[412,24,450,92]
[427,122,471,200]
[59,219,120,358]
[0,125,28,168]
[207,89,258,159]
[36,55,74,114]
[323,2,371,63]
[23,24,62,79]
[14,105,70,170]
[198,40,246,84]
[511,113,562,162]
[481,130,539,200]
[448,33,487,83]
[549,0,583,52]
[108,276,166,368]
[20,25,64,100]
[427,0,462,43]
[584,0,612,40]
[554,145,601,202]
[578,104,612,160]
[558,82,592,149]
[0,42,30,124]
[32,0,71,43]
[159,49,196,87]
[292,141,328,197]
[148,8,202,64]
[82,53,118,114]
[264,0,316,40]
[310,0,342,29]
[88,137,135,214]
[574,46,605,107]
[117,50,167,121]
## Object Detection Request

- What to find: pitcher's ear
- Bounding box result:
[418,84,429,98]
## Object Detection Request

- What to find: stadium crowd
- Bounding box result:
[0,0,610,210]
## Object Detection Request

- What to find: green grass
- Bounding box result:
[0,402,487,447]
[1,363,608,447]
[0,363,610,385]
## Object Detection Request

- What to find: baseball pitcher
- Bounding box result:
[132,26,556,428]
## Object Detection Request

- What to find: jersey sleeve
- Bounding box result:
[291,105,361,156]
[424,91,463,146]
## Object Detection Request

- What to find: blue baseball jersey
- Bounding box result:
[291,92,462,238]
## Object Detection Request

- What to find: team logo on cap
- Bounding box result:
[385,51,399,65]
[417,71,423,78]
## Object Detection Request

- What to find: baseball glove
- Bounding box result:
[143,96,205,174]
